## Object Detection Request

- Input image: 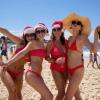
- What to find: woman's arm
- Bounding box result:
[0,27,22,44]
[93,26,100,53]
[6,41,34,66]
[84,37,93,53]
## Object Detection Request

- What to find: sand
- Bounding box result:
[0,55,100,100]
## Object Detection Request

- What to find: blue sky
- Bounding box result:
[0,0,100,41]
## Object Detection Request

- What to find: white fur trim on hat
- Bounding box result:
[34,24,46,30]
[52,24,61,29]
[24,28,34,34]
[34,23,48,34]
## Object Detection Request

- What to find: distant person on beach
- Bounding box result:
[10,45,16,56]
[87,53,94,68]
[93,53,100,68]
[10,46,14,55]
[1,36,8,61]
[1,23,53,100]
[63,13,98,100]
[0,26,35,100]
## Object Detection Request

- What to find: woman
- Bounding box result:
[93,53,99,68]
[3,23,53,100]
[63,13,98,100]
[0,26,35,100]
[46,21,68,100]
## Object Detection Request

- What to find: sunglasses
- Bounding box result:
[25,33,35,37]
[72,21,83,26]
[52,27,61,32]
[36,29,45,34]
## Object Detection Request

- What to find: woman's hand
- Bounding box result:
[94,26,100,39]
[93,26,100,53]
[46,57,55,63]
[55,57,65,64]
[1,63,9,70]
[0,62,4,66]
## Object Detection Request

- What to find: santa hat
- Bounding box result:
[23,26,35,34]
[34,23,48,33]
[52,21,63,29]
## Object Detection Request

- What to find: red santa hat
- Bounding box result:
[23,26,34,34]
[52,21,63,29]
[34,23,48,33]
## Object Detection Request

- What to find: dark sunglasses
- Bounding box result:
[25,33,35,37]
[72,21,83,26]
[36,29,45,34]
[52,27,61,32]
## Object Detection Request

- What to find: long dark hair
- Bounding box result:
[22,33,37,46]
[52,32,66,45]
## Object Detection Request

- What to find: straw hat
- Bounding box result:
[63,13,91,36]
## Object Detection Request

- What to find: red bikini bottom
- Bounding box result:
[26,68,41,77]
[50,63,66,73]
[67,64,84,75]
[7,68,24,79]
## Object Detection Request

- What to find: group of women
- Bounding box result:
[0,13,99,100]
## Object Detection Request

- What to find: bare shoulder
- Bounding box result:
[78,34,88,41]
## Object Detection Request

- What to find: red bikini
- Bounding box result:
[67,40,84,75]
[50,42,67,73]
[7,47,25,79]
[27,49,47,76]
[29,49,47,58]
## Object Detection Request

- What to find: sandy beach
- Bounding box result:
[0,54,100,100]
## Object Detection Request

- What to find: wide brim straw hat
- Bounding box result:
[63,13,91,36]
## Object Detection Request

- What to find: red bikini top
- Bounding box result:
[15,47,31,62]
[15,47,23,54]
[50,42,67,59]
[68,40,78,51]
[13,47,26,65]
[29,49,47,58]
[25,57,31,62]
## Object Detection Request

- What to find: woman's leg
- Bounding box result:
[14,72,24,100]
[0,69,17,100]
[51,70,68,100]
[25,71,53,100]
[64,68,84,100]
[74,88,82,100]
